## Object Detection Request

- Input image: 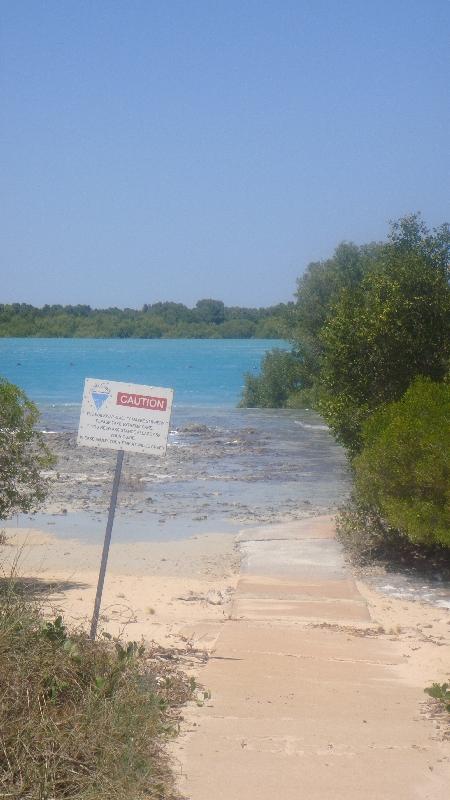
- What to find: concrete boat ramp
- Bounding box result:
[177,516,449,799]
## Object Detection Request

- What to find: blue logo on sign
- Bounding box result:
[91,391,110,411]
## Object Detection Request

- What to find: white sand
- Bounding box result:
[0,527,240,648]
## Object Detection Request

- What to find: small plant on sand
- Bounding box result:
[425,682,450,713]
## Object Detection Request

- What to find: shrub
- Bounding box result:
[424,682,450,713]
[319,247,450,452]
[286,384,322,409]
[335,496,404,565]
[353,378,450,547]
[0,378,54,520]
[239,348,303,408]
[0,592,194,799]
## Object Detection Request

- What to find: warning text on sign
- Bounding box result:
[77,378,174,455]
[116,392,168,411]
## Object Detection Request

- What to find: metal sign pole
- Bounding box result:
[90,449,124,639]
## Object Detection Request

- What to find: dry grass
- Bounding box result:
[0,585,194,799]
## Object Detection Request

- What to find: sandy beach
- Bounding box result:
[1,423,348,652]
[2,514,449,798]
[0,527,240,648]
[1,519,448,688]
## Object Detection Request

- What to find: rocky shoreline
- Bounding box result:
[38,424,336,528]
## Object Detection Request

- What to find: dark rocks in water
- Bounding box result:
[180,423,212,434]
[37,416,346,529]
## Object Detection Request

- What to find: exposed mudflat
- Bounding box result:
[25,416,349,539]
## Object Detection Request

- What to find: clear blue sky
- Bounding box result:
[1,0,449,308]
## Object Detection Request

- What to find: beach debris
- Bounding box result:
[206,589,227,605]
[176,589,229,606]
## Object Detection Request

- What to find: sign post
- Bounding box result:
[77,378,173,639]
[89,449,124,640]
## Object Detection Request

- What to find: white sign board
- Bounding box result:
[77,378,173,456]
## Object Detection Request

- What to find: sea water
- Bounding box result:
[0,338,289,418]
[0,338,350,538]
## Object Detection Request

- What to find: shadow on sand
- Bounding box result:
[0,575,89,599]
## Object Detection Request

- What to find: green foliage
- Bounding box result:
[285,383,323,410]
[353,379,450,547]
[238,239,384,407]
[319,221,450,451]
[252,316,284,338]
[219,318,257,338]
[336,496,406,565]
[0,594,195,799]
[388,213,450,280]
[290,241,383,388]
[239,349,303,408]
[0,299,289,339]
[240,214,449,425]
[424,683,450,712]
[0,378,54,519]
[194,298,225,324]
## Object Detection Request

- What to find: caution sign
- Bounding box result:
[77,378,173,455]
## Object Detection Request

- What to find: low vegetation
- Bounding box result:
[238,349,302,408]
[0,590,194,799]
[425,682,450,714]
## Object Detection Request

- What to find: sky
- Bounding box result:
[1,0,449,309]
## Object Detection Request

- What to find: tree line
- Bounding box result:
[240,214,450,552]
[0,298,289,339]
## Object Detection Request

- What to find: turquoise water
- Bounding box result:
[0,338,288,424]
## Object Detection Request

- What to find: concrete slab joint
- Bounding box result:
[177,516,450,800]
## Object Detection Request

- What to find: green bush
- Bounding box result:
[319,244,450,452]
[286,384,322,409]
[219,319,257,338]
[424,682,450,713]
[336,496,406,565]
[353,378,450,547]
[0,378,55,520]
[239,349,302,408]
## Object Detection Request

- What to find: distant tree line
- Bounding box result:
[240,214,450,551]
[0,298,291,339]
